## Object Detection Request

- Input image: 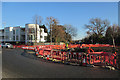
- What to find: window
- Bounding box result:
[40,35,43,38]
[44,36,47,40]
[16,29,19,35]
[16,36,18,40]
[28,35,31,40]
[21,35,25,40]
[28,35,36,40]
[5,28,9,32]
[0,36,2,39]
[29,28,35,33]
[32,35,35,40]
[13,30,15,34]
[13,36,15,40]
[2,36,4,39]
[27,35,29,40]
[31,35,32,40]
[6,36,9,40]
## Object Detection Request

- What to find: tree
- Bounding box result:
[81,36,91,44]
[65,33,72,42]
[106,24,120,47]
[64,24,77,41]
[52,25,66,43]
[105,27,113,44]
[46,24,72,43]
[33,15,43,43]
[46,16,59,44]
[116,27,120,45]
[86,31,94,43]
[85,18,110,43]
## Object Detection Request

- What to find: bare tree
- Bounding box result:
[64,24,77,41]
[105,24,120,47]
[33,15,43,43]
[46,16,59,44]
[38,16,43,42]
[85,18,110,38]
[110,24,119,48]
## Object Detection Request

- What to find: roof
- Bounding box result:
[39,25,48,33]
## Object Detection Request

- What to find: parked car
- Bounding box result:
[1,43,13,49]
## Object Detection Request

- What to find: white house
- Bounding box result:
[25,24,47,44]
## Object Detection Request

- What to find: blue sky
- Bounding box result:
[2,2,118,40]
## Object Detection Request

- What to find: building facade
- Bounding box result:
[0,29,4,42]
[0,26,23,43]
[25,24,47,44]
[0,24,48,44]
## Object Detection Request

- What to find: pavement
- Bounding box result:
[2,48,120,78]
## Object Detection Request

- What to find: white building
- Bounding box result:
[0,24,48,44]
[0,26,25,43]
[25,24,47,44]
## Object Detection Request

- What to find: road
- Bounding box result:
[2,48,120,78]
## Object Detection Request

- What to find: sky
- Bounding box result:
[2,2,118,40]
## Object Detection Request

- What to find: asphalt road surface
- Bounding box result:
[2,48,120,78]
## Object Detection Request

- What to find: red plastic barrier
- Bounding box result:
[20,44,117,68]
[88,51,117,67]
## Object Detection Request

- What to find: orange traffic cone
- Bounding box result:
[82,58,86,66]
